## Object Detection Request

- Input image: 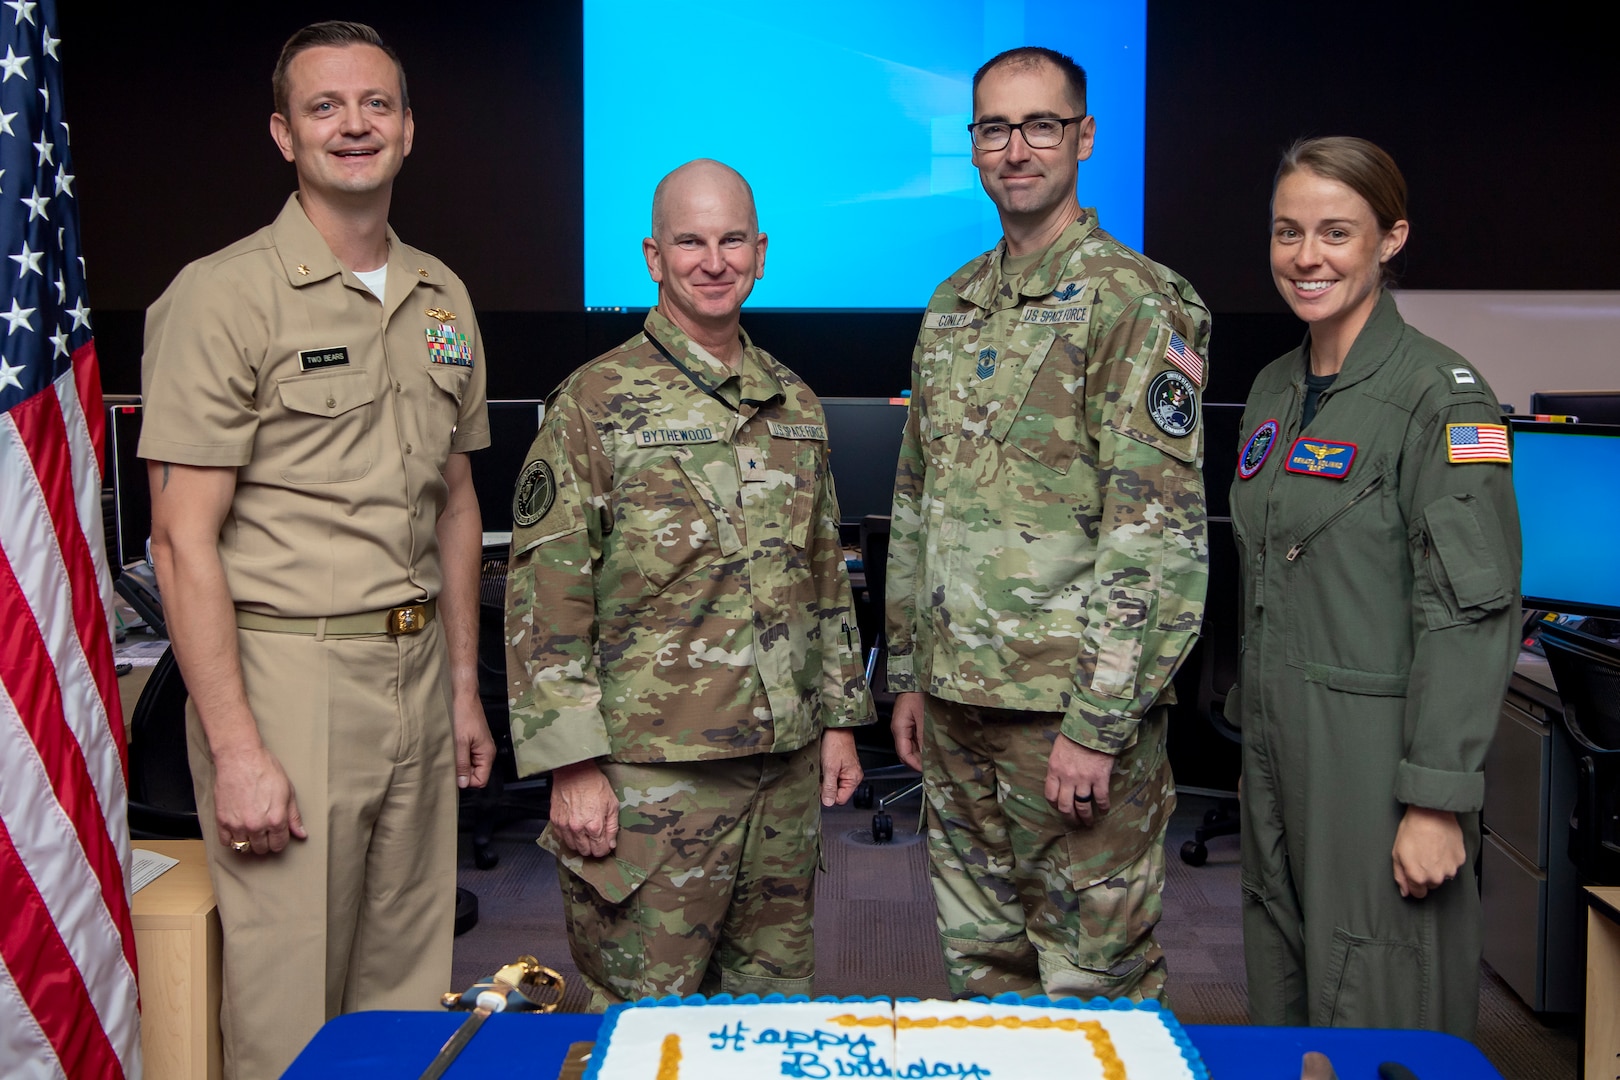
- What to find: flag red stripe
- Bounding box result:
[0,815,125,1080]
[7,387,136,971]
[0,546,132,971]
[53,363,129,772]
[73,340,107,476]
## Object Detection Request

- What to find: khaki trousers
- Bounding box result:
[186,625,457,1080]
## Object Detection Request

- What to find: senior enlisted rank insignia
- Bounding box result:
[975,346,997,381]
[425,322,474,367]
[1146,369,1198,438]
[1284,436,1358,478]
[1237,418,1279,479]
[513,459,556,526]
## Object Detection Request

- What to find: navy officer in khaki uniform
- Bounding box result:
[140,22,494,1079]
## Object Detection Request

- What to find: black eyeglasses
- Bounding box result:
[967,115,1087,151]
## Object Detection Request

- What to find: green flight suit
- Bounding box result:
[1229,292,1521,1038]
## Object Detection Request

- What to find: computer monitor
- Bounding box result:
[822,397,910,530]
[1511,421,1620,618]
[1528,390,1620,425]
[105,396,148,570]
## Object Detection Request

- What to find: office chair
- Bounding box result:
[1179,520,1244,866]
[1539,621,1620,885]
[462,544,552,870]
[127,645,203,839]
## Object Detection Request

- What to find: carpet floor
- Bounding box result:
[452,791,1578,1079]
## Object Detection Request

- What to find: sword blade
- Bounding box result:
[419,998,499,1080]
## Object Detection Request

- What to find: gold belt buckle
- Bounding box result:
[387,603,427,635]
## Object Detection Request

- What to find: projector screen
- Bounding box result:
[583,0,1147,311]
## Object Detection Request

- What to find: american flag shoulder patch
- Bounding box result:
[1164,329,1204,387]
[1446,422,1511,464]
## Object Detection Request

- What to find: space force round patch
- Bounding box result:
[1146,369,1199,438]
[513,459,556,527]
[1237,419,1280,479]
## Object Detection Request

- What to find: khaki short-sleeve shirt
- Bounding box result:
[138,194,490,617]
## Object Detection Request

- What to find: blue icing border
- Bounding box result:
[583,992,1208,1080]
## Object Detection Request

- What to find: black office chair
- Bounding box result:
[1539,621,1620,885]
[462,544,552,870]
[127,645,203,839]
[1179,520,1244,866]
[858,514,892,699]
[846,514,923,842]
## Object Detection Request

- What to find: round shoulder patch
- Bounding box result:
[512,459,556,527]
[1237,418,1280,479]
[1146,370,1199,439]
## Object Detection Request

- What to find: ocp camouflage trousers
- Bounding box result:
[547,741,821,1009]
[920,695,1173,1002]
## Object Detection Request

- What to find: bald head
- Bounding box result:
[642,158,768,361]
[650,159,759,241]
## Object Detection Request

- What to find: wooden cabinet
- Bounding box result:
[132,840,221,1080]
[1588,887,1620,1079]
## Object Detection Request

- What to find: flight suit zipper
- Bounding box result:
[1284,477,1383,562]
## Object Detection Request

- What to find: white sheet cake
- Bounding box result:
[581,993,1209,1079]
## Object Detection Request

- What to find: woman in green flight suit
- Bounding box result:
[1230,137,1521,1039]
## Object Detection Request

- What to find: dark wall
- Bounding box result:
[65,3,1618,404]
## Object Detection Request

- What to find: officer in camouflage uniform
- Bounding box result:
[505,160,873,1008]
[886,47,1210,1001]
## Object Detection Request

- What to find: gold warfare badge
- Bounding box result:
[513,459,556,526]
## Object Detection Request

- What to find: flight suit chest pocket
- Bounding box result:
[274,368,377,484]
[613,456,728,594]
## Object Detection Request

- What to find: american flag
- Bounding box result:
[1447,422,1512,464]
[0,4,142,1079]
[1164,330,1204,387]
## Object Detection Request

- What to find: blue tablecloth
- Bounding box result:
[283,1010,1503,1078]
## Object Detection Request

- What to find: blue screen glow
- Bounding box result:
[1512,426,1620,615]
[583,1,1147,310]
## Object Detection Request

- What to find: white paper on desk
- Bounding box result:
[131,849,179,893]
[116,638,171,668]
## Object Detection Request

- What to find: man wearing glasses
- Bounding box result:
[884,47,1211,1002]
[505,160,871,1006]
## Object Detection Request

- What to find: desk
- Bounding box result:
[1588,886,1620,1077]
[132,840,222,1080]
[283,1011,1503,1079]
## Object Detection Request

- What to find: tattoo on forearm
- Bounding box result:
[161,463,171,491]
